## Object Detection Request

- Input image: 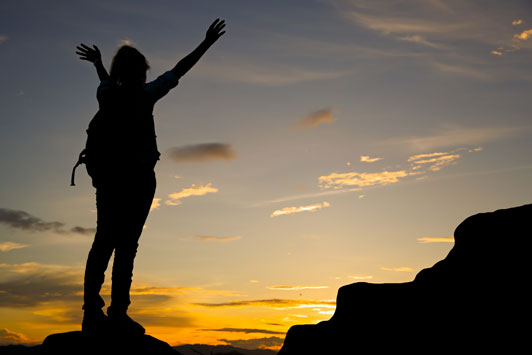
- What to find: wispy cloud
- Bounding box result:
[431,62,490,79]
[408,153,461,171]
[385,125,523,150]
[219,336,285,350]
[0,328,36,345]
[512,19,523,26]
[0,208,95,236]
[344,10,467,36]
[202,328,285,335]
[150,198,161,212]
[267,285,328,290]
[490,50,503,56]
[319,170,410,189]
[417,237,454,243]
[360,155,382,163]
[167,143,236,163]
[0,262,83,307]
[194,235,242,243]
[0,242,29,252]
[397,35,446,49]
[270,201,330,218]
[253,188,359,207]
[199,57,350,86]
[380,267,414,272]
[166,183,218,205]
[348,275,373,280]
[298,108,335,129]
[193,298,336,309]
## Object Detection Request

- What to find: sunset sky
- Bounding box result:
[1,0,532,350]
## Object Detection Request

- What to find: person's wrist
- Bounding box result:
[93,58,102,65]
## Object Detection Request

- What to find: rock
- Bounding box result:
[279,204,532,354]
[40,330,181,355]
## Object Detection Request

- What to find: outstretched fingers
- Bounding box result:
[76,43,101,62]
[209,18,220,31]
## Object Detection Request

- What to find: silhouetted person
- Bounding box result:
[75,19,226,335]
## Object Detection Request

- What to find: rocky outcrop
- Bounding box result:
[279,204,531,354]
[40,331,180,355]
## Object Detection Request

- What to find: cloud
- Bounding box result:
[194,235,242,243]
[348,275,373,280]
[319,170,410,189]
[385,125,523,150]
[408,152,448,161]
[0,242,29,252]
[344,10,466,36]
[0,328,36,345]
[298,108,335,129]
[254,188,360,206]
[431,62,490,79]
[380,267,414,272]
[127,311,193,327]
[167,143,236,163]
[0,263,83,307]
[0,208,95,236]
[199,56,351,86]
[360,155,382,163]
[490,50,503,56]
[68,226,96,235]
[408,153,461,171]
[219,336,285,350]
[397,35,445,48]
[417,237,454,243]
[0,35,7,45]
[514,29,532,40]
[270,201,330,218]
[166,183,218,205]
[202,328,285,335]
[512,19,523,26]
[193,298,336,309]
[165,200,182,206]
[267,285,328,290]
[150,198,161,212]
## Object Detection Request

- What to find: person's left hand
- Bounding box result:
[76,44,102,63]
[205,19,226,44]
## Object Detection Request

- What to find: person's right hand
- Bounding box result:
[76,44,102,64]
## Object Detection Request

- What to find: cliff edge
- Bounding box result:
[279,204,531,354]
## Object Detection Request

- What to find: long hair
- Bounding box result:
[109,45,150,85]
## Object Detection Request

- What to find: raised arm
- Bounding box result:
[171,19,226,79]
[76,44,110,82]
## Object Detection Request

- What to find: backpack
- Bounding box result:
[70,110,111,187]
[70,92,160,187]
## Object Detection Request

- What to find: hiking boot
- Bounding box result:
[82,308,110,334]
[107,307,145,335]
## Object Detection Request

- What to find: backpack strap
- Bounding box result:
[70,149,87,186]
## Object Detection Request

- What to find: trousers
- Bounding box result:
[82,170,156,312]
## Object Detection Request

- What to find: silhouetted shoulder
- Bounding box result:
[144,71,179,102]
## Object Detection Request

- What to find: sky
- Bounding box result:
[1,0,532,350]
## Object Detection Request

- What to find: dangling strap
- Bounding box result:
[70,149,87,186]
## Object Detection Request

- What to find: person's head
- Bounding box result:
[110,45,150,86]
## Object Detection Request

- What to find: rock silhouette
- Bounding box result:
[40,331,181,355]
[279,204,531,354]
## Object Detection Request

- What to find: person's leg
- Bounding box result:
[82,186,116,331]
[108,171,156,332]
